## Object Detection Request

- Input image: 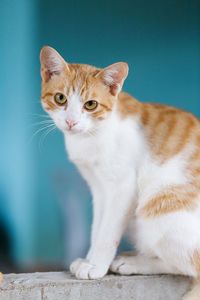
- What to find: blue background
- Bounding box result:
[0,0,199,271]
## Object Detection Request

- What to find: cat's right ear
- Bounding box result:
[40,46,68,82]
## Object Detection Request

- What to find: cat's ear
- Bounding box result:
[40,46,68,82]
[98,62,129,96]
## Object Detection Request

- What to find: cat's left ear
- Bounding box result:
[98,62,129,96]
[40,46,69,82]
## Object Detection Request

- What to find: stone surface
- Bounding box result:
[0,272,192,300]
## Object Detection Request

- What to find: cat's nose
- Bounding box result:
[66,120,77,129]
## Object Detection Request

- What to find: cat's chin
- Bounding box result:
[63,127,84,135]
[64,127,95,137]
[64,128,79,135]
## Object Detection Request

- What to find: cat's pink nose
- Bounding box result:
[66,120,77,129]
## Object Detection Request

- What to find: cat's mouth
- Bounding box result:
[65,124,81,134]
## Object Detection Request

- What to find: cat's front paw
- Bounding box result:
[70,258,88,274]
[74,261,108,279]
[110,255,136,275]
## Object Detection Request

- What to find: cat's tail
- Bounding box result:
[182,278,200,300]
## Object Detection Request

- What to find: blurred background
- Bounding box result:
[0,0,199,273]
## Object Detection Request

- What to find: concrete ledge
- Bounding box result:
[0,272,192,300]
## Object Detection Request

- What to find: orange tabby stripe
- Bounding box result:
[92,104,111,120]
[80,86,86,96]
[100,103,112,111]
[137,102,200,164]
[140,187,197,217]
[156,115,177,157]
[41,92,54,99]
[174,118,195,155]
[141,106,150,125]
[44,99,57,110]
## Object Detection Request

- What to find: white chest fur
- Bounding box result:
[64,114,145,184]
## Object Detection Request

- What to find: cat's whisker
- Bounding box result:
[31,120,54,127]
[28,113,50,118]
[88,130,96,137]
[88,132,96,138]
[28,123,55,144]
[39,125,57,151]
[88,127,99,137]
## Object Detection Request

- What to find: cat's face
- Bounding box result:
[40,46,128,135]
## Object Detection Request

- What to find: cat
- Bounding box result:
[40,46,200,299]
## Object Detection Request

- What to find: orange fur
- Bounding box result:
[140,186,197,217]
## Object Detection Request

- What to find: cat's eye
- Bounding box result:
[84,100,98,111]
[54,93,67,105]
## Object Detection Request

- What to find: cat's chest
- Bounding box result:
[65,133,102,166]
[64,128,126,173]
[64,118,144,177]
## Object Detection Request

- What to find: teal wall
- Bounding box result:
[0,0,39,264]
[0,0,200,269]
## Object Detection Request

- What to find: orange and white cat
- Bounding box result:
[40,46,200,299]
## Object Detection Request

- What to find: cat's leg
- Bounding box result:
[112,208,200,281]
[73,173,137,279]
[70,186,103,274]
[110,254,181,275]
[87,192,104,260]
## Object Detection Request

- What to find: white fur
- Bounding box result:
[48,91,200,286]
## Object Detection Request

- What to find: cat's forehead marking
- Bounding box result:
[67,77,91,102]
[66,65,99,100]
[68,86,81,103]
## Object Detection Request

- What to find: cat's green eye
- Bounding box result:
[54,93,67,105]
[84,100,98,111]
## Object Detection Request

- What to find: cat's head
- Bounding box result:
[40,46,128,134]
